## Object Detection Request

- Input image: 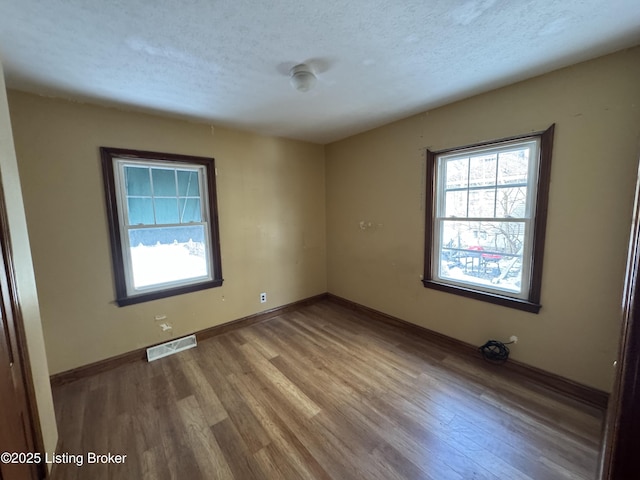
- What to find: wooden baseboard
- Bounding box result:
[50,291,608,410]
[195,293,327,341]
[50,293,328,387]
[326,293,609,410]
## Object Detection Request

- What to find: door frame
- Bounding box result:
[0,179,46,479]
[599,159,640,478]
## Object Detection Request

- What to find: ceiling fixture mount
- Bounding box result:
[289,64,317,92]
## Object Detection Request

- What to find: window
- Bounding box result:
[423,125,554,313]
[101,147,223,306]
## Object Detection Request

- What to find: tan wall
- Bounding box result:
[326,47,640,392]
[7,47,639,393]
[0,64,57,459]
[7,92,326,375]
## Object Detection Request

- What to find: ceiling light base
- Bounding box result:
[289,64,317,92]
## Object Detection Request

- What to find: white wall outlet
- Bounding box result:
[510,335,518,344]
[159,323,172,332]
[260,292,267,303]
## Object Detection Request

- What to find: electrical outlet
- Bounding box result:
[510,335,518,344]
[260,292,267,303]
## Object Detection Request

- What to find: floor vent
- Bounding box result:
[147,334,197,362]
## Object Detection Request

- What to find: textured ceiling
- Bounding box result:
[0,0,639,144]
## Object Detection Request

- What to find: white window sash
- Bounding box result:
[431,137,541,299]
[112,158,214,296]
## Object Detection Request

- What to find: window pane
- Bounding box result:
[179,198,202,223]
[438,219,525,293]
[155,198,179,224]
[469,154,496,187]
[125,166,151,196]
[468,189,496,217]
[127,198,154,225]
[441,220,487,250]
[128,225,209,289]
[443,219,525,255]
[445,158,468,189]
[445,190,467,217]
[178,170,200,196]
[498,149,529,185]
[496,187,527,218]
[152,168,177,196]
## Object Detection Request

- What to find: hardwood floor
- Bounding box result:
[51,300,604,479]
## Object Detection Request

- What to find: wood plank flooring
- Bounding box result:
[51,300,604,479]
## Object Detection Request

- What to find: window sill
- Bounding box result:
[421,279,541,313]
[115,279,223,306]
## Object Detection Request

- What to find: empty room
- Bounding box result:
[0,1,639,479]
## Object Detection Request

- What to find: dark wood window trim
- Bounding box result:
[100,147,223,306]
[422,125,554,313]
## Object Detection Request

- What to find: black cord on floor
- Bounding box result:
[479,339,514,364]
